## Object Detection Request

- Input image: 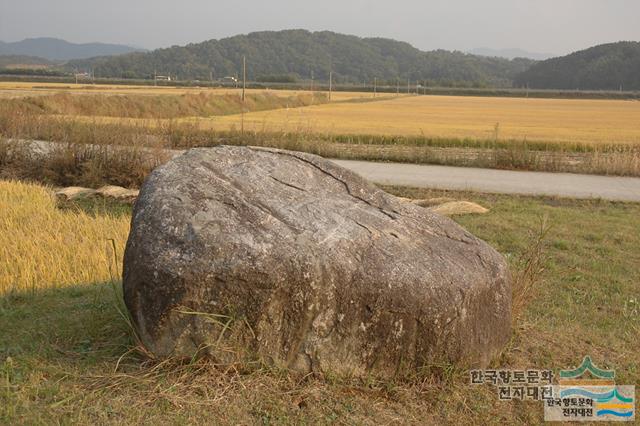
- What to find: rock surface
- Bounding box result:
[55,186,97,201]
[123,146,511,378]
[54,185,139,203]
[96,185,139,202]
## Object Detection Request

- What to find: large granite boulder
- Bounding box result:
[123,146,511,378]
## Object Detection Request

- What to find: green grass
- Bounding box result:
[56,196,133,218]
[1,190,639,424]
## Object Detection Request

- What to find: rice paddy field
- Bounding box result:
[3,81,640,147]
[204,95,640,145]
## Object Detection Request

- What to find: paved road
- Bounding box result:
[332,160,640,202]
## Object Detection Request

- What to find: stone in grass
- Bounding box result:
[55,186,97,201]
[123,146,511,378]
[96,185,140,203]
[429,201,489,216]
[55,185,139,204]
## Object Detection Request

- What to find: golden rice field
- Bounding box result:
[201,94,640,145]
[0,180,129,295]
[3,81,640,146]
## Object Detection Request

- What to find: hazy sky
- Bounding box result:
[1,0,638,55]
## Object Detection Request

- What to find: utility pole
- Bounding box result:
[396,78,399,96]
[374,77,377,98]
[241,56,246,135]
[242,55,246,102]
[407,79,410,94]
[329,71,333,101]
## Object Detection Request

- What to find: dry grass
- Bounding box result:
[0,137,168,188]
[206,95,640,145]
[0,180,130,295]
[2,91,329,119]
[510,215,551,321]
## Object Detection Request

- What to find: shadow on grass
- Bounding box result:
[0,281,133,366]
[56,197,133,218]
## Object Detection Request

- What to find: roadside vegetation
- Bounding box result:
[1,121,639,187]
[1,180,638,424]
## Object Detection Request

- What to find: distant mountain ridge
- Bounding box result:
[469,47,555,61]
[0,38,145,61]
[68,30,534,87]
[514,41,640,90]
[0,55,53,68]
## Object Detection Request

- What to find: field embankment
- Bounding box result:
[0,81,369,101]
[1,91,328,119]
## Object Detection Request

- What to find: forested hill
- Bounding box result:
[514,41,640,90]
[68,30,534,87]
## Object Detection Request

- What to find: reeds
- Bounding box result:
[511,215,552,322]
